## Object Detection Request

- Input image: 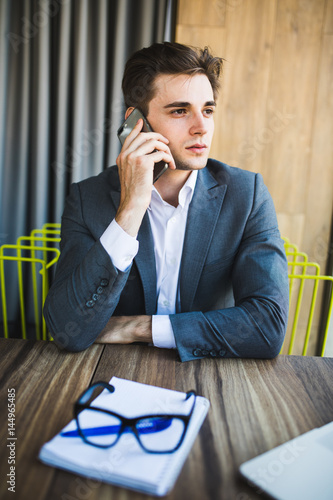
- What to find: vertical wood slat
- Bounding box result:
[177,0,226,27]
[213,0,277,168]
[261,0,326,214]
[325,0,333,33]
[302,34,333,269]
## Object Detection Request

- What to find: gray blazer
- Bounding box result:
[44,159,289,361]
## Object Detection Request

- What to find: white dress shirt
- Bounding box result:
[100,170,198,348]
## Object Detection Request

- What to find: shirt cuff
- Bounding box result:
[152,315,176,349]
[100,219,139,272]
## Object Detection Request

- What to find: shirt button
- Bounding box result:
[86,300,95,308]
[124,254,132,262]
[163,300,170,307]
[170,257,177,266]
[100,279,109,287]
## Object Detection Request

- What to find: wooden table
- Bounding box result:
[1,338,333,500]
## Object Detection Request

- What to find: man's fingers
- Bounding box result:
[119,136,175,171]
[131,137,170,157]
[123,125,169,153]
[149,150,176,170]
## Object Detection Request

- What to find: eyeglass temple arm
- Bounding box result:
[185,390,196,400]
[78,381,115,405]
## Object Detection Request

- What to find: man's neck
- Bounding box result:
[154,169,193,207]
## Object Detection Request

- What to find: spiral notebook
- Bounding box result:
[39,377,209,497]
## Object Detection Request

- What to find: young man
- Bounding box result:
[44,42,289,361]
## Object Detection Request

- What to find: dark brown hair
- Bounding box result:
[122,42,223,116]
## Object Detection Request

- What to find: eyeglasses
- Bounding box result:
[61,381,197,454]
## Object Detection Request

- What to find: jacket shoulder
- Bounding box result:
[75,165,119,192]
[206,159,258,186]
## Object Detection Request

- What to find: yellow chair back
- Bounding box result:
[0,223,61,340]
[282,238,333,356]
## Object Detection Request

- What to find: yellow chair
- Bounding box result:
[0,224,61,340]
[282,238,333,356]
[22,223,61,296]
[283,236,309,265]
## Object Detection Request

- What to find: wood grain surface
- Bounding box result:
[0,339,104,500]
[1,339,332,500]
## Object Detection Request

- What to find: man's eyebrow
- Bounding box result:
[205,101,216,107]
[163,101,190,109]
[163,100,216,109]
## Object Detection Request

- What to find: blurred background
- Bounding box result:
[0,0,332,353]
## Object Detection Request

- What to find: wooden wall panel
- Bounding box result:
[261,0,326,216]
[175,26,227,57]
[325,0,333,32]
[177,0,226,26]
[303,35,333,269]
[176,0,333,355]
[212,0,277,167]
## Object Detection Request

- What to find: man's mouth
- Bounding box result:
[186,144,207,154]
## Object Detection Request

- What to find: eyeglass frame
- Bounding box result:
[73,381,197,454]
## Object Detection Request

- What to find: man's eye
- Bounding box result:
[204,108,215,116]
[171,109,186,115]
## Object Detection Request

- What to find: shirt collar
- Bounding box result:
[149,170,198,210]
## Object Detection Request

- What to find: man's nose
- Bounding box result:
[189,112,207,135]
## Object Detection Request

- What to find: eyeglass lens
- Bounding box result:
[77,409,186,452]
[136,417,186,452]
[78,408,121,446]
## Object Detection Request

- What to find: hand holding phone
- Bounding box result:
[117,108,169,183]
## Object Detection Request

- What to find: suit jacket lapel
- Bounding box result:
[180,166,227,312]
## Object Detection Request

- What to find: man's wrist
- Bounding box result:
[115,204,147,238]
[133,315,152,342]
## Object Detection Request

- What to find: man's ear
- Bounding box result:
[125,107,135,120]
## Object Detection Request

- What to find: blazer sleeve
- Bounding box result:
[170,173,289,362]
[43,183,131,351]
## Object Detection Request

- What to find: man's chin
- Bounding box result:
[174,158,208,171]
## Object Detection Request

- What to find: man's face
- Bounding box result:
[146,73,216,171]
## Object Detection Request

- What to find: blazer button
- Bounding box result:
[86,300,95,308]
[193,348,202,357]
[209,350,218,357]
[100,279,109,287]
[218,349,226,357]
[201,349,209,356]
[96,286,104,294]
[92,293,99,301]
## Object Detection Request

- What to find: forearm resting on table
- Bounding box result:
[95,315,152,344]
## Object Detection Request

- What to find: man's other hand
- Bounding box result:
[95,315,152,344]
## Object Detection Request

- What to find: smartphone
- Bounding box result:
[117,108,169,183]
